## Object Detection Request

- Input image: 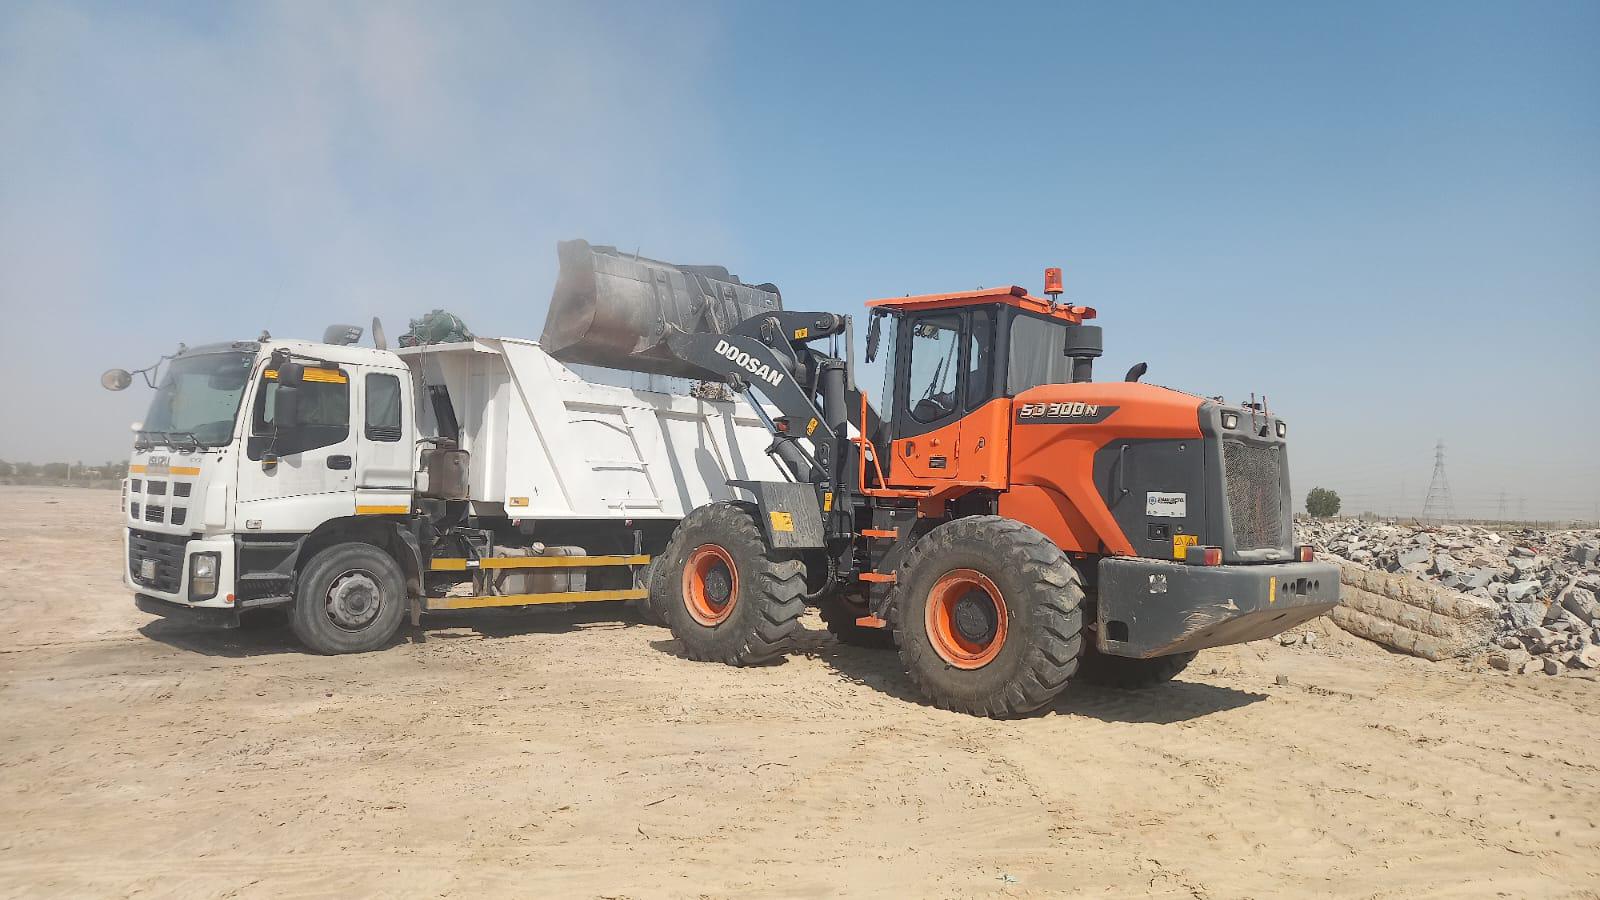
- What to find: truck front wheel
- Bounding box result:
[290,542,407,654]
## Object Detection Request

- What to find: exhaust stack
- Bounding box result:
[541,239,783,380]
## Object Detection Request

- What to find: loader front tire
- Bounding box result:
[892,517,1083,718]
[660,502,804,665]
[290,542,407,654]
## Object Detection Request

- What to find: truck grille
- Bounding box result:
[129,529,188,593]
[1222,440,1284,551]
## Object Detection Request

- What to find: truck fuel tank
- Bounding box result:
[541,239,782,380]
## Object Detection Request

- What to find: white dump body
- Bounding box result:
[395,338,785,520]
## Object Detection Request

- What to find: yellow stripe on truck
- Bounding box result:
[356,505,410,515]
[128,465,200,476]
[264,368,348,384]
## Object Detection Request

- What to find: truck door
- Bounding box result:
[353,368,415,514]
[235,363,358,531]
[891,312,966,482]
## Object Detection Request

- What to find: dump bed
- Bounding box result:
[394,338,784,520]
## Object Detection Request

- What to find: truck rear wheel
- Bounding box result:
[817,591,896,649]
[1075,644,1197,689]
[290,542,407,654]
[632,559,667,627]
[659,502,804,665]
[891,517,1083,718]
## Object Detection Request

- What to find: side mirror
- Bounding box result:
[101,369,133,391]
[274,383,302,428]
[865,314,882,364]
[276,361,306,387]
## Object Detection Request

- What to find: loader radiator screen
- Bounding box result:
[1222,440,1284,551]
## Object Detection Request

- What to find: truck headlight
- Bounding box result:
[189,552,220,600]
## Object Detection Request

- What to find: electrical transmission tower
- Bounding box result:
[1421,439,1456,522]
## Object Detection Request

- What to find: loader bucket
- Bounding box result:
[541,239,783,380]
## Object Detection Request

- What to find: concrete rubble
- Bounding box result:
[1298,519,1600,675]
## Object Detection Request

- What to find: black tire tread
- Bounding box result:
[289,541,407,655]
[890,516,1084,718]
[659,502,805,665]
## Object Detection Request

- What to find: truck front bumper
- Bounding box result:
[135,593,243,628]
[1096,558,1340,659]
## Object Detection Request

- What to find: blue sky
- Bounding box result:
[1,1,1595,520]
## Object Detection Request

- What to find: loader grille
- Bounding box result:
[1222,440,1284,552]
[129,529,188,594]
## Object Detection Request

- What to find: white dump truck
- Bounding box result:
[109,243,787,653]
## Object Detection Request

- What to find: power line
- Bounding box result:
[1421,439,1456,522]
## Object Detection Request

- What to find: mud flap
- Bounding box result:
[729,480,826,550]
[1096,559,1339,658]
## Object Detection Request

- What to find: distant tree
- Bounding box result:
[40,462,69,479]
[1306,487,1341,518]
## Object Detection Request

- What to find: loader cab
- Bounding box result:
[867,286,1098,488]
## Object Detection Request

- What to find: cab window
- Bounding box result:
[364,373,403,441]
[906,314,962,424]
[247,369,350,459]
[965,308,994,410]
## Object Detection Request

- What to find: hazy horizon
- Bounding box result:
[1,1,1595,521]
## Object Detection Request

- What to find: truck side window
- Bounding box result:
[248,370,350,459]
[365,373,402,442]
[906,314,962,424]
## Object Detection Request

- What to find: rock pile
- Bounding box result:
[1298,519,1600,675]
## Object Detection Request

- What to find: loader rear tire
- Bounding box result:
[290,542,407,655]
[660,502,804,665]
[817,591,896,650]
[1074,645,1196,689]
[891,516,1083,718]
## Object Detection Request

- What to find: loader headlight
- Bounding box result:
[1276,421,1287,439]
[189,552,220,601]
[1222,412,1239,430]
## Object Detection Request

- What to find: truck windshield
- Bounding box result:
[141,351,254,447]
[1006,314,1076,393]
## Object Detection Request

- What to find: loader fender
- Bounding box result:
[728,480,826,550]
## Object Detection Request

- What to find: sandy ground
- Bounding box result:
[1,485,1597,899]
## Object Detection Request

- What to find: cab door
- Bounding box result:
[234,363,357,531]
[890,312,967,482]
[353,368,415,514]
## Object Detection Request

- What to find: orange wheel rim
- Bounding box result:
[683,544,738,626]
[925,568,1007,669]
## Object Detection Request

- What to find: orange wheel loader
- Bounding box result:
[546,241,1339,717]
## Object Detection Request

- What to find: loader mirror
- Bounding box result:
[865,314,883,364]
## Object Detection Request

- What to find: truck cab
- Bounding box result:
[123,339,414,622]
